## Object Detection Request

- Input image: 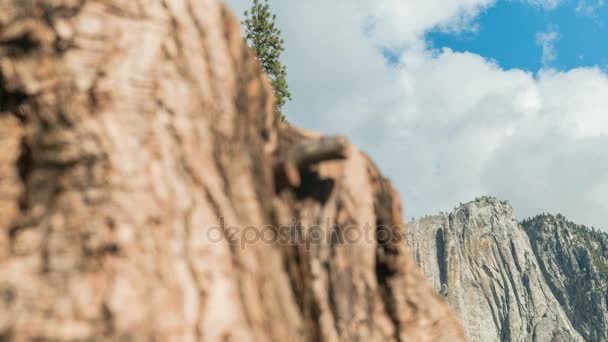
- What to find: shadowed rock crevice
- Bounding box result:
[436,228,447,288]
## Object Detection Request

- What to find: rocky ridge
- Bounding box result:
[523,214,608,341]
[407,197,584,342]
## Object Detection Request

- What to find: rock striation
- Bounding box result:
[407,197,584,342]
[0,0,464,340]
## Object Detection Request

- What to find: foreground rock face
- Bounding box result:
[0,0,464,340]
[523,215,608,342]
[407,198,583,342]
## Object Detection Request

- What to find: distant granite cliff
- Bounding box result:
[407,197,608,342]
[523,214,608,342]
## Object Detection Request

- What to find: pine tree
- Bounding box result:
[243,0,291,119]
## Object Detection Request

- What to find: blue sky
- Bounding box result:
[426,0,608,71]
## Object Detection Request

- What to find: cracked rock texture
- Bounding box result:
[407,197,584,342]
[0,0,465,340]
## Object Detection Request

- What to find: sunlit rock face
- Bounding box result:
[408,197,584,342]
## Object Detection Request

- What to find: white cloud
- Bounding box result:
[225,0,608,229]
[536,28,559,68]
[357,0,495,47]
[525,0,562,10]
[576,0,605,16]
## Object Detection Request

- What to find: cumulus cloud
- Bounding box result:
[225,0,608,229]
[536,28,559,68]
[356,0,495,47]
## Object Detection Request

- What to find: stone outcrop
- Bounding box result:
[0,0,464,340]
[407,197,583,342]
[523,214,608,342]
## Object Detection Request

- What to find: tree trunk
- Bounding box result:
[0,0,465,340]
